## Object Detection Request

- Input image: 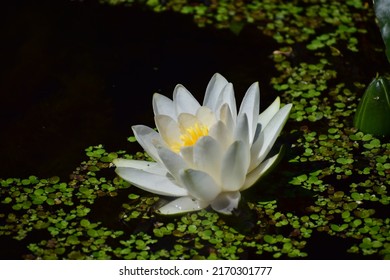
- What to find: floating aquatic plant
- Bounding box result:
[114,73,292,215]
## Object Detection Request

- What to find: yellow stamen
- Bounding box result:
[171,122,209,153]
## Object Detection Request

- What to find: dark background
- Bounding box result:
[0,0,278,180]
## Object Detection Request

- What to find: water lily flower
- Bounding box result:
[114,73,292,215]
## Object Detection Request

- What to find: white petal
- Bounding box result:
[173,84,201,116]
[180,146,194,167]
[193,136,222,183]
[115,167,188,196]
[208,120,232,150]
[180,169,221,202]
[196,106,217,128]
[238,82,260,142]
[221,141,250,191]
[234,113,250,148]
[157,146,188,183]
[210,191,241,215]
[216,83,237,118]
[219,103,236,132]
[132,125,164,163]
[258,97,281,128]
[157,197,209,215]
[152,93,176,120]
[178,113,198,132]
[154,115,181,149]
[113,159,166,176]
[257,103,292,163]
[203,73,229,111]
[248,123,264,172]
[241,151,281,191]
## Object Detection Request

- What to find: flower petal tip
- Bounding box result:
[157,197,209,215]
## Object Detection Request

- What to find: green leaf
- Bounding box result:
[264,235,276,244]
[80,219,91,228]
[2,197,12,204]
[289,174,308,185]
[66,235,80,245]
[87,229,98,238]
[128,193,140,200]
[354,76,390,136]
[229,21,245,35]
[374,0,390,63]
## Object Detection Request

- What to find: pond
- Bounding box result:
[0,0,389,260]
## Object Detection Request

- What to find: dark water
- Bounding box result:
[2,0,389,260]
[0,0,278,180]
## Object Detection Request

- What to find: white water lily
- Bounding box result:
[114,73,292,215]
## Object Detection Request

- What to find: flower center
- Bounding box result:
[171,122,209,152]
[181,122,209,146]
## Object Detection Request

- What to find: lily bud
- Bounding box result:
[354,76,390,137]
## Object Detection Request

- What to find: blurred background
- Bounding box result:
[0,0,279,179]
